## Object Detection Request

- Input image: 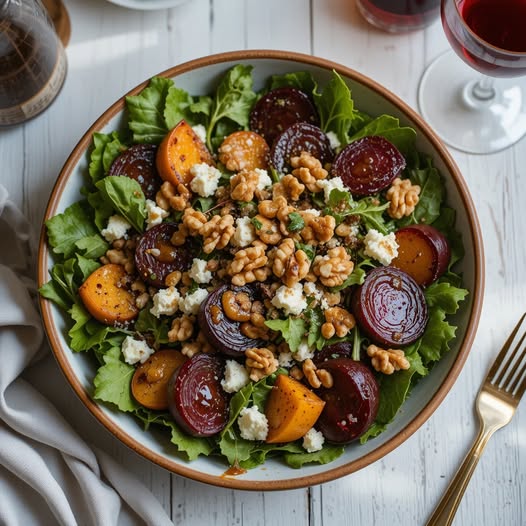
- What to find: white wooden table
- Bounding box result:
[1,1,524,524]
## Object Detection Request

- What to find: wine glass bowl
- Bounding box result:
[442,0,526,78]
[418,0,526,154]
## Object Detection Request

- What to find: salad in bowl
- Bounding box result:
[38,52,480,488]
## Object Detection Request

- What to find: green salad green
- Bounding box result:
[40,65,468,470]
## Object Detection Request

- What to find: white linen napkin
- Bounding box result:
[0,185,173,526]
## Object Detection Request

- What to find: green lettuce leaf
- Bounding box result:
[74,234,109,260]
[269,71,317,94]
[46,201,98,258]
[265,317,306,353]
[93,346,138,412]
[164,85,195,129]
[348,114,416,154]
[95,175,146,233]
[161,419,215,461]
[126,76,173,143]
[313,70,356,146]
[204,64,257,149]
[283,444,344,468]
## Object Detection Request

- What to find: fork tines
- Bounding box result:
[487,312,526,398]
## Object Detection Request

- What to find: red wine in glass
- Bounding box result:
[418,0,526,154]
[442,0,526,77]
[357,0,441,32]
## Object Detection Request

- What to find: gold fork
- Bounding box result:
[427,312,526,526]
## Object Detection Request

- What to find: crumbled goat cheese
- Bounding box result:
[101,215,131,243]
[232,216,257,247]
[292,339,315,362]
[303,281,322,300]
[255,168,272,190]
[189,163,222,197]
[145,199,169,230]
[326,130,341,151]
[189,258,212,284]
[302,428,325,453]
[221,360,250,393]
[278,351,294,368]
[317,176,347,203]
[121,336,154,365]
[271,283,308,316]
[150,286,181,318]
[192,124,207,143]
[238,405,269,441]
[179,288,209,316]
[363,228,399,266]
[301,208,321,217]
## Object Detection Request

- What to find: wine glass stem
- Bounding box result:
[464,75,496,106]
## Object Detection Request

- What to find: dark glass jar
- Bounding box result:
[0,0,67,126]
[356,0,441,33]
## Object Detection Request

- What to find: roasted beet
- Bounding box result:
[198,283,266,357]
[332,136,406,196]
[167,354,229,437]
[108,144,161,200]
[134,222,194,287]
[249,87,319,145]
[315,358,379,444]
[313,341,354,366]
[391,224,451,286]
[270,122,333,175]
[351,266,428,347]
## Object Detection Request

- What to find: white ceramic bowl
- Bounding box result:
[38,50,484,490]
[105,0,190,11]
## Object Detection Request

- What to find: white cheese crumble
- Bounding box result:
[145,199,169,230]
[363,228,399,266]
[302,428,325,453]
[150,286,181,318]
[189,258,212,284]
[278,351,294,368]
[189,163,222,197]
[221,360,250,393]
[316,176,347,203]
[231,216,256,247]
[192,124,207,144]
[178,288,209,316]
[121,336,154,365]
[271,282,308,316]
[255,168,272,190]
[237,405,269,441]
[326,130,341,151]
[301,208,321,217]
[101,215,131,243]
[292,339,315,362]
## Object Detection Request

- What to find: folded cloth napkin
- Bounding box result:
[0,185,173,526]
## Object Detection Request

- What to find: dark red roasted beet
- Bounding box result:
[167,354,229,437]
[198,284,267,357]
[249,87,319,145]
[391,224,451,287]
[108,144,161,200]
[315,358,379,444]
[270,122,333,175]
[351,266,428,347]
[313,341,354,366]
[332,136,406,196]
[135,222,194,287]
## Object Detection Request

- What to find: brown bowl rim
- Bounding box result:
[38,49,484,491]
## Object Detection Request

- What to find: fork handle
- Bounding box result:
[426,424,497,526]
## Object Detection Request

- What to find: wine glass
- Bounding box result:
[418,0,526,154]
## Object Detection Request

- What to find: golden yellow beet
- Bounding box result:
[79,263,138,326]
[265,374,325,444]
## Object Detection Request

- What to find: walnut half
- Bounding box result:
[366,344,410,375]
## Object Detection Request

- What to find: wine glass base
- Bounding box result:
[418,51,526,154]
